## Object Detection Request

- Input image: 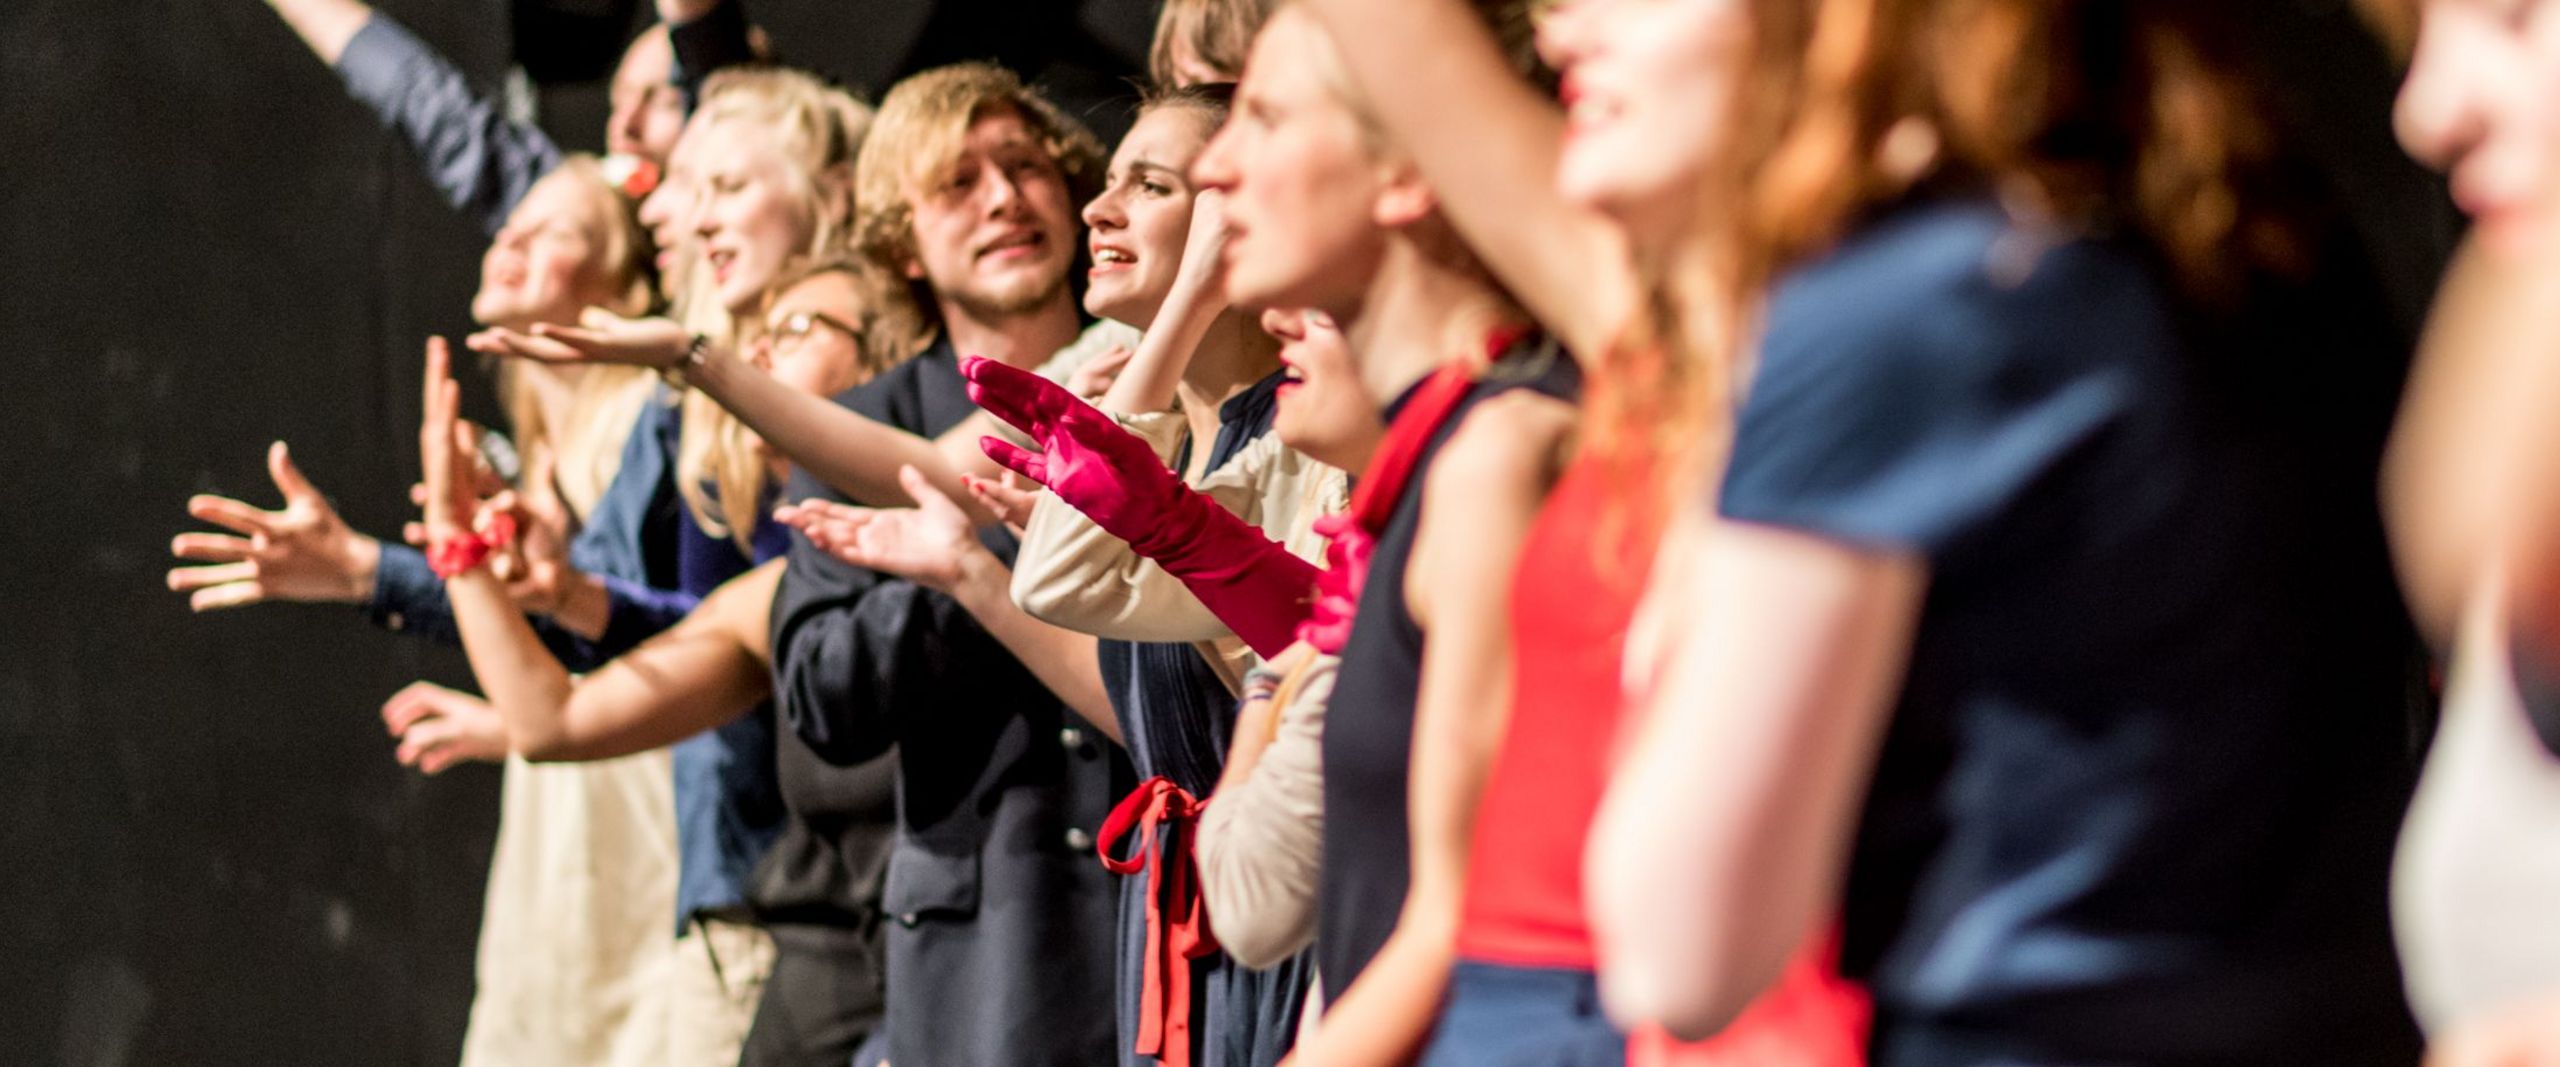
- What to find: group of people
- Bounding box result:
[161,0,2560,1063]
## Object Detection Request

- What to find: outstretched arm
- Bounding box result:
[468,315,1005,522]
[777,466,1122,741]
[422,337,771,762]
[282,0,561,233]
[1297,0,1636,360]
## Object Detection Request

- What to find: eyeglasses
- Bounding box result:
[767,310,861,349]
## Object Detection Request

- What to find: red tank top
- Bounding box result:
[1457,446,1661,967]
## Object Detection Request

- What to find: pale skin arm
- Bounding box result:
[2383,236,2560,644]
[1585,511,1925,1039]
[167,440,381,610]
[1297,0,1636,360]
[422,336,775,763]
[1281,394,1571,1066]
[1095,190,1232,417]
[776,465,1124,742]
[263,0,372,66]
[468,314,1005,522]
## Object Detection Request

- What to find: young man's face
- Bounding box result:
[904,108,1081,322]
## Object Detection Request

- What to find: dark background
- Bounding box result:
[0,0,2456,1064]
[0,1,1145,1064]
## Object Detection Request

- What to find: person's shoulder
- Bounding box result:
[1766,198,2171,382]
[844,339,958,426]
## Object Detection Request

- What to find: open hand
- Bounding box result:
[380,681,508,774]
[1065,344,1133,401]
[962,471,1042,536]
[775,466,991,594]
[467,307,692,370]
[167,440,381,610]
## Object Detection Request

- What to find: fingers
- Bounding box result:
[962,475,1035,529]
[402,521,429,547]
[267,440,320,503]
[960,355,1057,437]
[169,532,254,564]
[188,581,268,612]
[380,681,457,735]
[465,326,587,363]
[167,561,256,593]
[979,436,1050,487]
[186,494,275,538]
[898,465,965,522]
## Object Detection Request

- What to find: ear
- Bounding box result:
[1370,160,1438,230]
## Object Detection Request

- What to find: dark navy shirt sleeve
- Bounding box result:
[1719,207,2157,562]
[334,13,563,236]
[668,0,759,111]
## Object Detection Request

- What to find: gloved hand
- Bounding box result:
[1295,513,1371,654]
[964,355,1320,657]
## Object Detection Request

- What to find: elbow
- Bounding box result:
[1598,935,1779,1043]
[512,733,580,764]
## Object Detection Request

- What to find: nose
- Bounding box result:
[1082,185,1124,231]
[2393,55,2485,174]
[983,163,1026,217]
[1193,125,1240,193]
[1259,306,1301,340]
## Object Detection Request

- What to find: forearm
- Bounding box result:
[329,10,560,232]
[502,564,780,762]
[690,344,989,518]
[1285,906,1459,1065]
[264,0,371,65]
[446,569,583,758]
[1099,279,1223,416]
[664,0,757,108]
[950,554,1123,742]
[1297,0,1632,358]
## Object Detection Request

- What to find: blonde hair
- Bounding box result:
[494,155,661,518]
[668,68,877,548]
[1151,0,1272,86]
[852,63,1106,326]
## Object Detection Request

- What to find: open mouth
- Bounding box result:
[707,247,738,283]
[1089,243,1135,274]
[980,230,1046,262]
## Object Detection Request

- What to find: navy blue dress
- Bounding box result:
[1316,340,1582,1002]
[1097,372,1312,1067]
[1718,196,2421,1065]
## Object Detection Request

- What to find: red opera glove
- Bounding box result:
[965,355,1319,657]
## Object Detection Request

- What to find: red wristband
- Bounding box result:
[428,511,518,579]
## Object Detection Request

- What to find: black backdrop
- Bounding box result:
[0,0,2451,1064]
[0,1,1144,1063]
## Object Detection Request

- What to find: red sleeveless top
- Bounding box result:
[1457,444,1871,1065]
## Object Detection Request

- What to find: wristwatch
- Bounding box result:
[661,332,712,390]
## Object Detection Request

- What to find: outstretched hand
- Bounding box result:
[963,355,1186,540]
[963,472,1041,536]
[774,465,993,594]
[467,307,693,370]
[380,681,508,774]
[167,440,381,610]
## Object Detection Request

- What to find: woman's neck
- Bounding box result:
[1174,309,1283,469]
[1342,233,1522,409]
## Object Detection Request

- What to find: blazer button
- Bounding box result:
[385,611,406,631]
[1059,726,1083,752]
[1064,827,1094,851]
[897,912,920,928]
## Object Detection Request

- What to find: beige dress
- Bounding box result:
[2394,590,2560,1032]
[457,752,679,1067]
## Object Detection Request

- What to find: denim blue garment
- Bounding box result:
[1418,963,1624,1067]
[334,14,560,237]
[664,501,789,932]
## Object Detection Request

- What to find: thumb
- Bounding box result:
[579,305,621,330]
[898,465,963,522]
[268,440,318,502]
[979,436,1049,487]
